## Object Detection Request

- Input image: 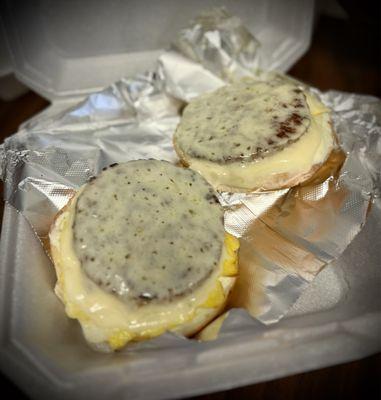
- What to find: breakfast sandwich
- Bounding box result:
[174,78,335,192]
[49,160,239,351]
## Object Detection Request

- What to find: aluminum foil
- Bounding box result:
[1,8,380,340]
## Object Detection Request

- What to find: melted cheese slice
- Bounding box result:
[181,91,334,191]
[49,192,239,351]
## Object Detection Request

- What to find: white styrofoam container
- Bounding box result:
[0,22,28,100]
[1,0,314,101]
[3,1,378,400]
[0,204,379,400]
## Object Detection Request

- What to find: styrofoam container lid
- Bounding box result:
[0,0,314,101]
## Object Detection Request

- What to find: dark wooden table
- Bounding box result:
[0,8,380,400]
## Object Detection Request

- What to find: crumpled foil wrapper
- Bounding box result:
[1,8,380,338]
